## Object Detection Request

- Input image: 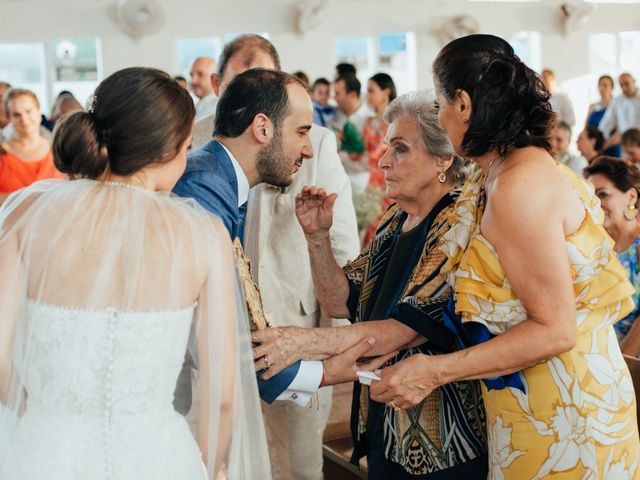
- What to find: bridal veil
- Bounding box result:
[0,178,271,479]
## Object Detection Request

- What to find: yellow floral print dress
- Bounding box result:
[441,163,640,480]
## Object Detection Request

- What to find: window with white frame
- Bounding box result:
[335,33,417,95]
[176,38,223,79]
[176,33,270,81]
[576,31,640,126]
[508,31,541,73]
[377,33,417,95]
[51,37,101,111]
[0,43,48,114]
[0,39,101,116]
[335,37,373,80]
[619,31,640,74]
[589,31,640,77]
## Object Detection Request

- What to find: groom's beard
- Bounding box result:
[256,131,296,188]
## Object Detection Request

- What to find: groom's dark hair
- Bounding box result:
[213,68,305,138]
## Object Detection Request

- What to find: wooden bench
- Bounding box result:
[624,354,640,433]
[322,421,366,480]
[322,384,367,479]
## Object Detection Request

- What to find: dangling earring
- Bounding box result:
[438,170,447,183]
[624,202,638,221]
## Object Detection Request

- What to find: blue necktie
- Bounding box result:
[317,106,334,127]
[237,202,248,243]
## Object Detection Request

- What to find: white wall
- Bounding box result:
[2,0,640,121]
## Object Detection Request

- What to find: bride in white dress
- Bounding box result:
[0,67,270,479]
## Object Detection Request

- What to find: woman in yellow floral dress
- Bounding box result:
[371,34,640,479]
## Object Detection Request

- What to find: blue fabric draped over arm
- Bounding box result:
[441,298,526,393]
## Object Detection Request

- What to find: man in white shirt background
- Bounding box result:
[600,73,640,152]
[334,74,370,133]
[189,56,218,122]
[333,74,371,192]
[542,68,576,128]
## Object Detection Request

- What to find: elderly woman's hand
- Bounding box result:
[295,185,337,240]
[369,354,441,409]
[323,338,398,386]
[253,326,321,379]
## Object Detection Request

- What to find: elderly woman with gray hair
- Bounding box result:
[253,92,487,479]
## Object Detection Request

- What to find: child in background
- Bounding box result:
[310,78,336,128]
[622,128,640,165]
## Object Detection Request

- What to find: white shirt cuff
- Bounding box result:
[275,360,323,405]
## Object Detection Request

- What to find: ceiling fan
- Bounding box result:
[434,15,481,46]
[114,0,165,40]
[560,1,596,36]
[295,0,330,36]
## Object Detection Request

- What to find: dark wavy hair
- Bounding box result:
[584,156,640,207]
[433,34,554,158]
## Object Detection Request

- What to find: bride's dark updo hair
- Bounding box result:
[433,34,554,158]
[53,67,195,179]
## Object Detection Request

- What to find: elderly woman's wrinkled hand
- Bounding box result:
[369,354,440,409]
[252,326,315,379]
[295,185,337,240]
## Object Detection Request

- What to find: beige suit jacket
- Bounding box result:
[192,116,359,328]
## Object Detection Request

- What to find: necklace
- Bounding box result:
[103,181,149,192]
[403,214,424,232]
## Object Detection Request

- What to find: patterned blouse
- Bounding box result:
[615,236,640,341]
[343,189,487,476]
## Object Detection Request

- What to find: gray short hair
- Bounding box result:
[384,91,471,185]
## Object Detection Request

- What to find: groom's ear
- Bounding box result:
[211,73,221,97]
[250,113,273,146]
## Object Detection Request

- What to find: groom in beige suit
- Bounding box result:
[191,35,360,480]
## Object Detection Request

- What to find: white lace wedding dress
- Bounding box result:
[0,300,206,480]
[0,180,271,480]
